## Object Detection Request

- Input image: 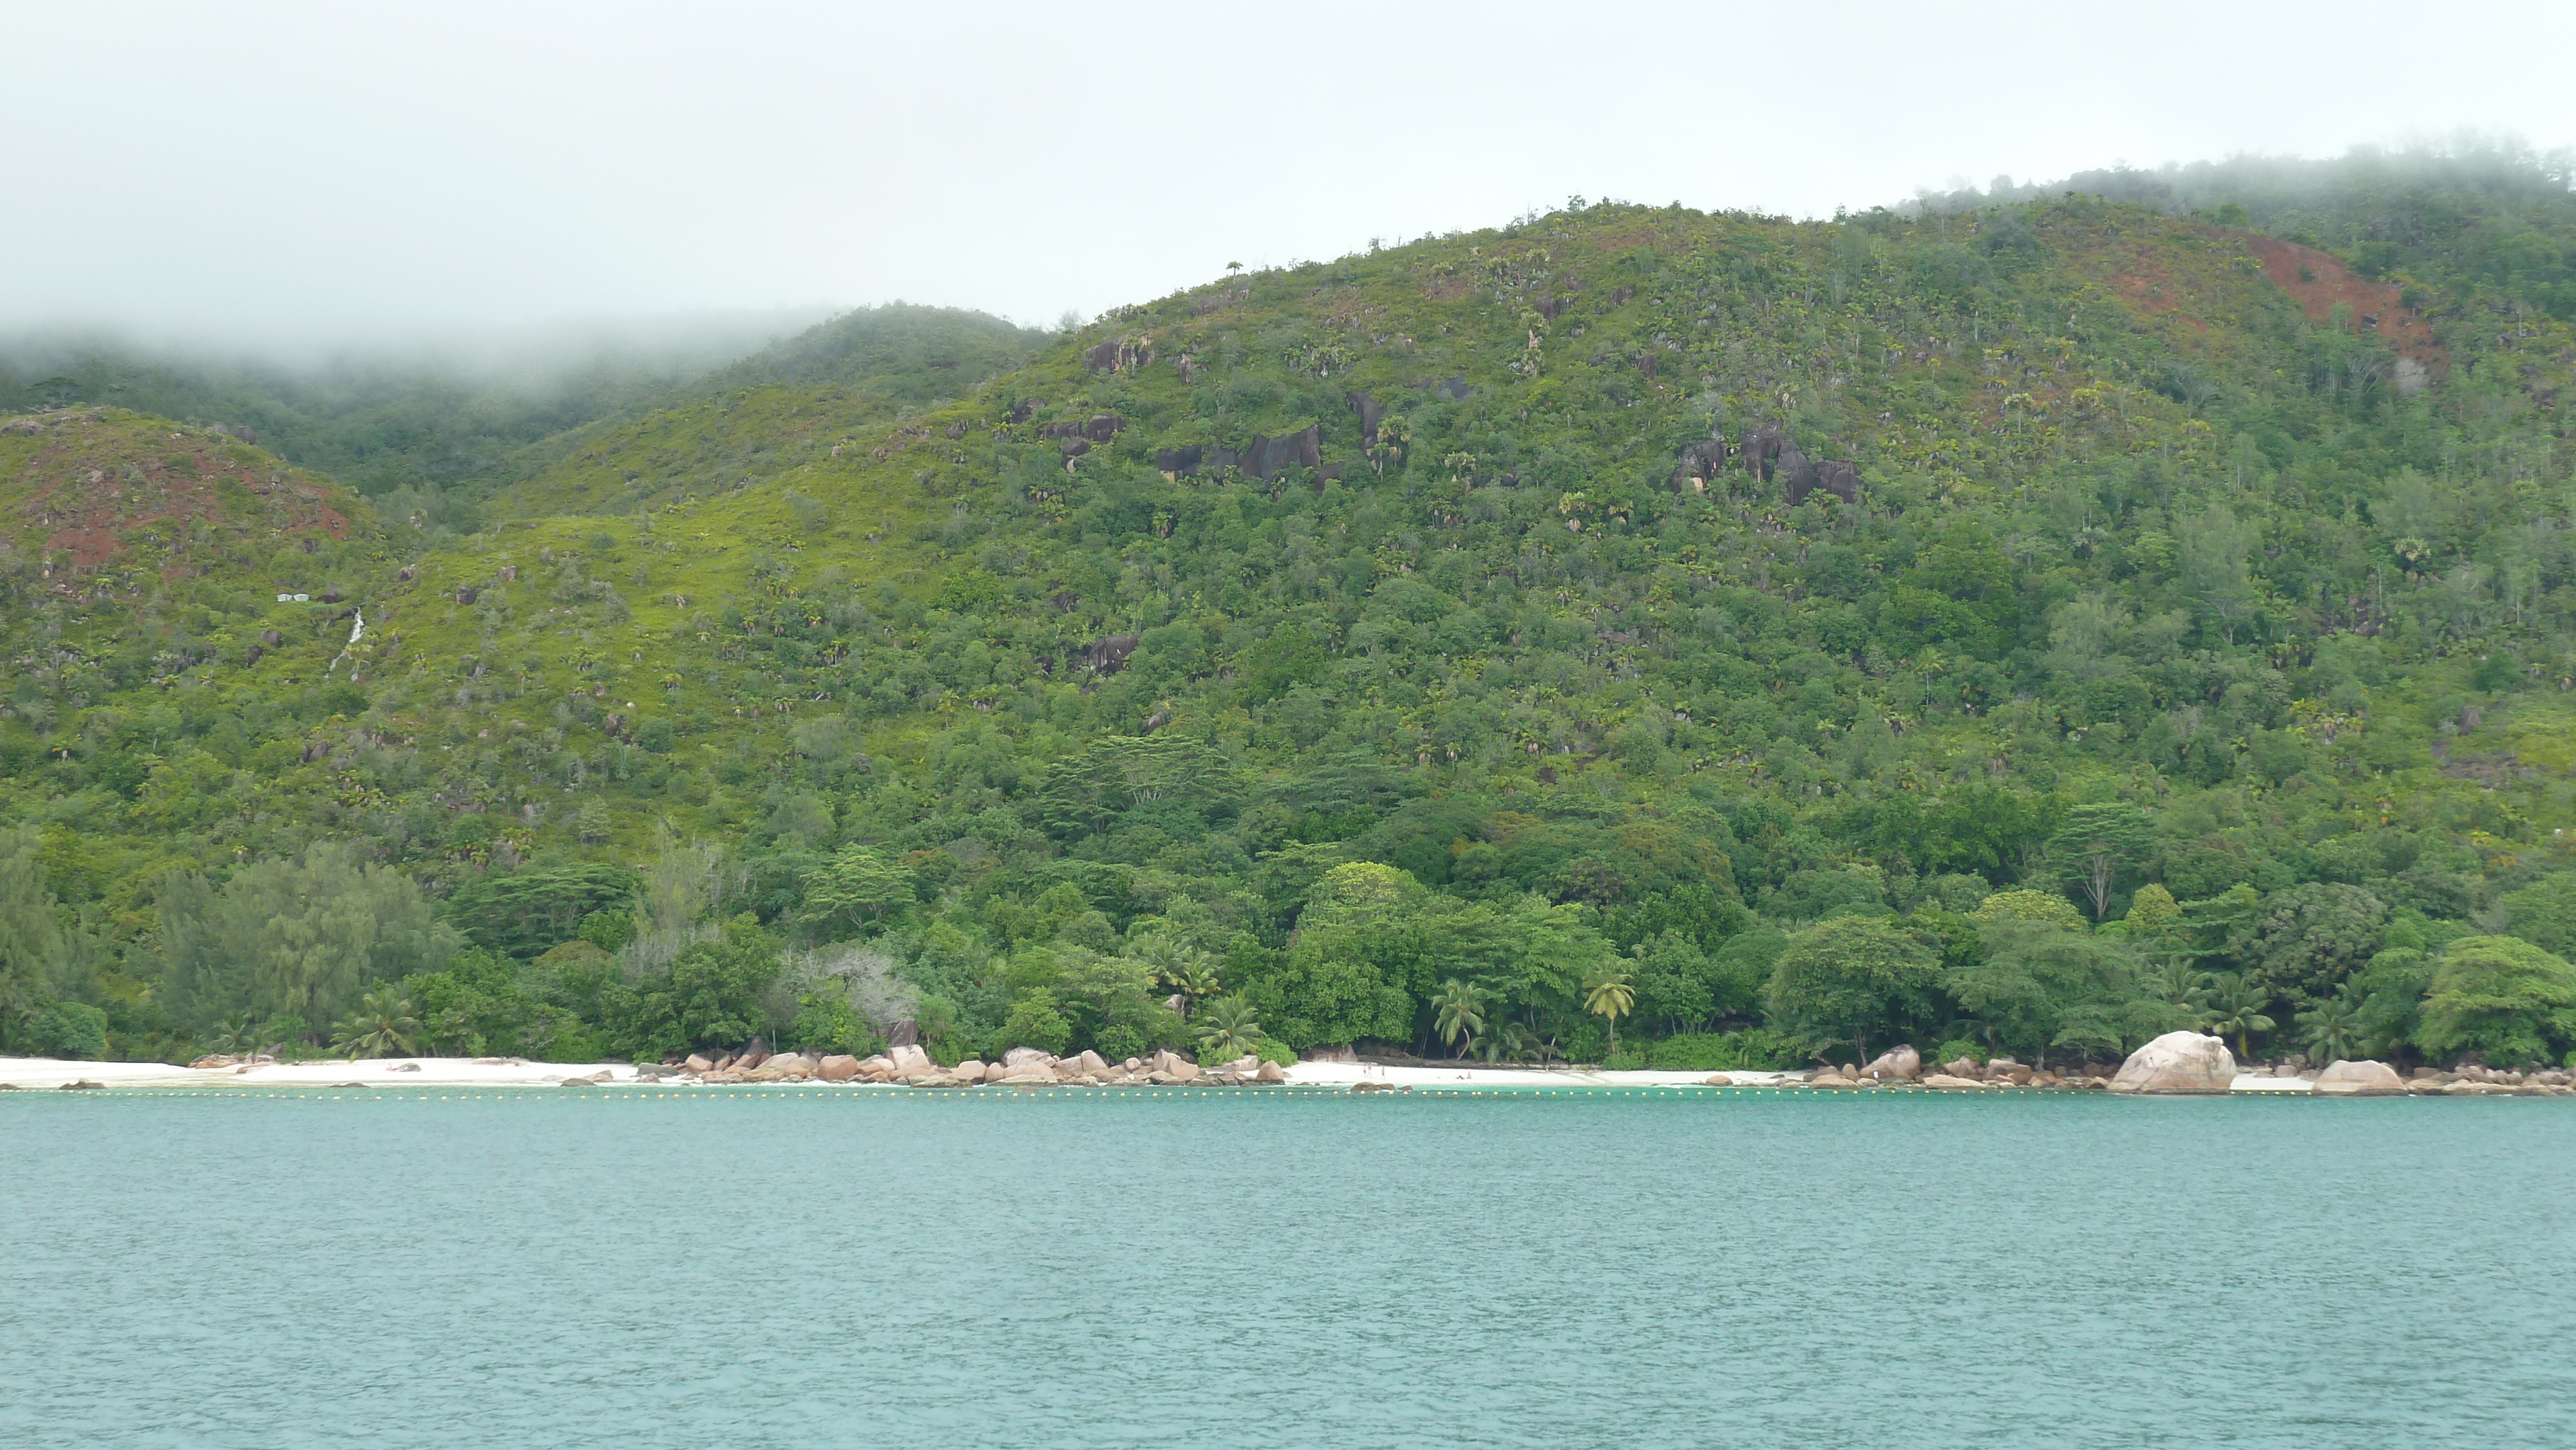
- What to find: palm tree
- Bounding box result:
[1583,966,1636,1061]
[2151,959,2217,1028]
[330,988,421,1060]
[1194,996,1261,1059]
[1430,979,1486,1058]
[2296,992,2362,1064]
[1474,1020,1538,1064]
[2204,974,2275,1060]
[211,1010,261,1058]
[1146,946,1221,1017]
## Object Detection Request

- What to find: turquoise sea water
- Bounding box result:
[5,1085,2571,1447]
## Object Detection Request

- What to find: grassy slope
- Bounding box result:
[480,304,1049,517]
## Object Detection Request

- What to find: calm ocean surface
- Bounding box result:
[5,1086,2571,1448]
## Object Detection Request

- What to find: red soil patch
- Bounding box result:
[12,438,347,575]
[2107,244,2212,333]
[2237,233,2445,375]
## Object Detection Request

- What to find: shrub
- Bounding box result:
[1629,1030,1799,1071]
[33,1001,108,1060]
[1973,889,2087,932]
[540,1024,610,1064]
[995,990,1072,1057]
[1094,1023,1146,1064]
[2418,936,2576,1066]
[578,910,638,954]
[786,992,875,1057]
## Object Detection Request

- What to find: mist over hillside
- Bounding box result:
[1917,143,2576,317]
[0,303,1043,532]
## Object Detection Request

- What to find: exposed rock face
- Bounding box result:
[817,1055,860,1082]
[1242,425,1323,482]
[1085,635,1139,673]
[1941,1056,1980,1078]
[1255,1061,1287,1082]
[889,1044,933,1074]
[1002,1046,1056,1072]
[1739,425,1783,481]
[1861,1045,1921,1080]
[1153,444,1203,476]
[1775,438,1822,504]
[886,1017,919,1048]
[1072,1050,1110,1075]
[1084,337,1151,374]
[2109,1032,2237,1095]
[1922,1074,1987,1090]
[1670,438,1729,493]
[950,1060,987,1082]
[2314,1059,2406,1096]
[1347,390,1384,445]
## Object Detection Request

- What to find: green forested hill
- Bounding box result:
[0,303,1043,523]
[475,303,1050,517]
[8,154,2576,1075]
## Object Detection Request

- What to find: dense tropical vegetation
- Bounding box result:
[6,147,2576,1073]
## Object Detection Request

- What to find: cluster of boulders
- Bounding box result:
[2103,1033,2576,1096]
[652,1042,1289,1088]
[1701,1044,2119,1091]
[1918,1055,2115,1090]
[2392,1063,2576,1096]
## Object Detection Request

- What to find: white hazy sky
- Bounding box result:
[6,0,2572,352]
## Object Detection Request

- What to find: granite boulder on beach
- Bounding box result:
[2109,1032,2237,1095]
[2314,1060,2407,1096]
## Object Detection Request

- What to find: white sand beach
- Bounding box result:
[0,1055,1798,1091]
[0,1056,651,1090]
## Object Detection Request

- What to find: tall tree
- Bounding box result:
[0,827,64,1050]
[2417,937,2576,1067]
[1583,966,1635,1060]
[1765,917,1942,1066]
[158,843,450,1035]
[2050,803,2152,922]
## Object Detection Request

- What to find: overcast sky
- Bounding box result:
[7,0,2572,354]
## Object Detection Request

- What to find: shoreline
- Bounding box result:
[0,1055,1795,1092]
[6,1056,2568,1096]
